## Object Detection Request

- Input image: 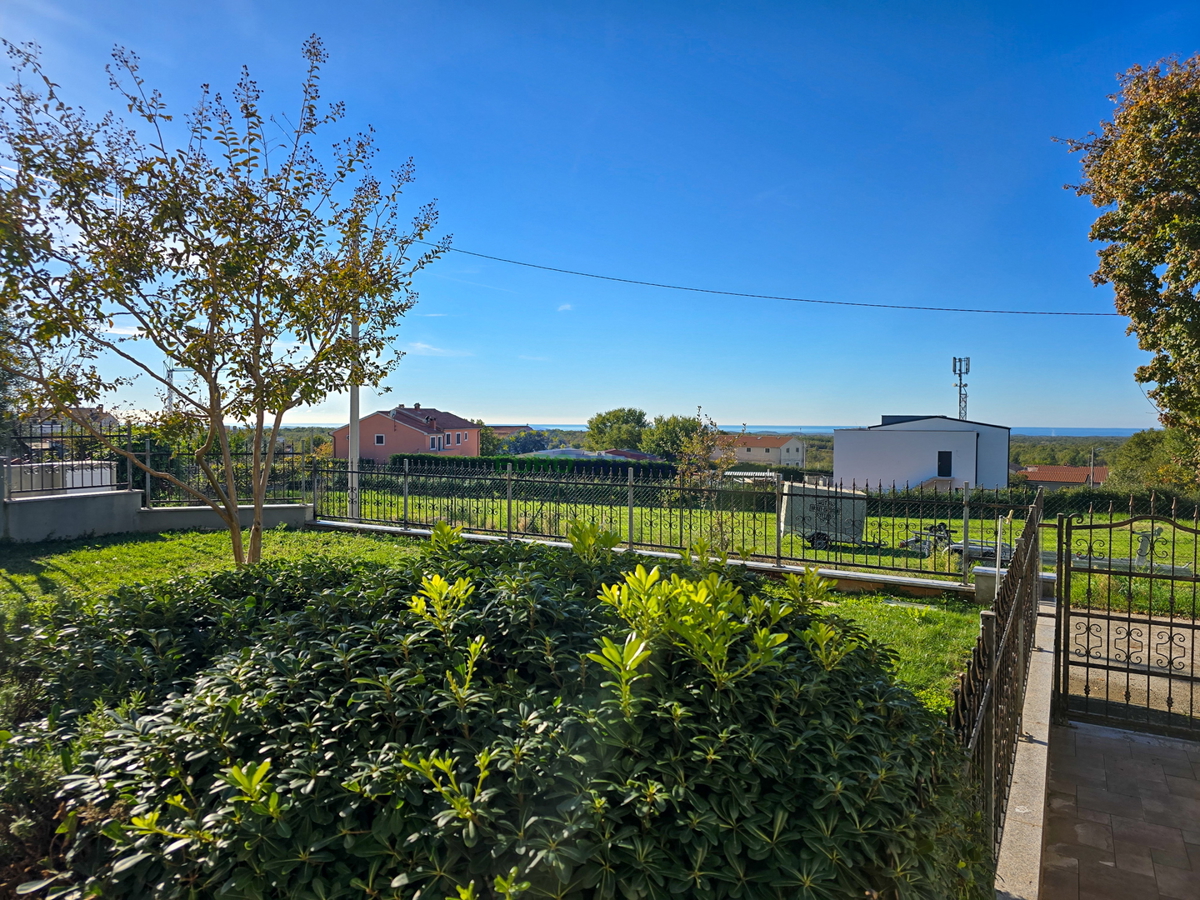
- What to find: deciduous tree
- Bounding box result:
[639,413,701,461]
[0,37,445,564]
[583,407,647,451]
[1062,54,1200,462]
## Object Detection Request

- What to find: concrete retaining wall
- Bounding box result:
[2,490,312,543]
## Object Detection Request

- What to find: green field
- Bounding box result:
[0,529,421,619]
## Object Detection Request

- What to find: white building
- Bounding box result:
[718,434,806,466]
[833,415,1010,490]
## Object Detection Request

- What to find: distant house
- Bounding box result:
[719,434,806,466]
[834,415,1010,490]
[602,448,661,462]
[1019,465,1108,491]
[33,406,122,431]
[331,403,481,464]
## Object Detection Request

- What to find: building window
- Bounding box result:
[374,434,385,446]
[430,437,436,451]
[456,432,461,445]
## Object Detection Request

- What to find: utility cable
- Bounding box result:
[422,242,1122,317]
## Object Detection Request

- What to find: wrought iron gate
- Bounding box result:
[1053,512,1200,739]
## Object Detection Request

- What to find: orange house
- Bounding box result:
[331,404,482,464]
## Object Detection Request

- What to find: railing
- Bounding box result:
[949,489,1043,859]
[140,448,309,507]
[1,422,309,506]
[1,422,135,497]
[314,461,1036,580]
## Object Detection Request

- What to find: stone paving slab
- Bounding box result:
[1040,720,1200,899]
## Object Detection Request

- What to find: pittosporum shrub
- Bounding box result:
[16,526,989,900]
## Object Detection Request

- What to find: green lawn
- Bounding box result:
[0,529,421,619]
[823,594,979,714]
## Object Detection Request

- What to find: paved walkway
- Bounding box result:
[1041,720,1200,899]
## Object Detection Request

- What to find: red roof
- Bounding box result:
[332,405,479,436]
[731,434,801,448]
[1020,465,1108,485]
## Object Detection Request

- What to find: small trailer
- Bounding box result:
[780,483,878,550]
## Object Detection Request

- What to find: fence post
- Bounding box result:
[0,456,8,502]
[627,467,635,550]
[775,475,783,566]
[506,463,513,540]
[980,608,998,851]
[961,482,971,585]
[403,458,410,527]
[309,458,318,515]
[144,436,153,508]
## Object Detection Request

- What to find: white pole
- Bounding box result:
[348,315,360,521]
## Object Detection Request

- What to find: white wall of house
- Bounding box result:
[833,416,1009,489]
[834,429,979,489]
[873,417,1009,488]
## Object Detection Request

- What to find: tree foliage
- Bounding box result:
[638,414,701,461]
[583,407,647,451]
[1105,428,1200,493]
[1062,54,1200,455]
[0,38,445,565]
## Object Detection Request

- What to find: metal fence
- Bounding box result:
[1053,510,1200,739]
[314,461,1038,580]
[1,422,309,506]
[949,489,1044,860]
[1,421,134,497]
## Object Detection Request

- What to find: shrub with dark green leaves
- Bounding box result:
[18,528,987,900]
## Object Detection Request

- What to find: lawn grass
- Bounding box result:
[823,594,979,714]
[0,528,421,619]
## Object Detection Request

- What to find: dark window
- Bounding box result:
[937,451,952,478]
[374,434,385,446]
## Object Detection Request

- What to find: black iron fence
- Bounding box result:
[1,421,135,497]
[314,460,1039,580]
[1,422,309,506]
[1053,510,1200,739]
[949,489,1043,860]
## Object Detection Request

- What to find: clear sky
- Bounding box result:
[4,0,1196,429]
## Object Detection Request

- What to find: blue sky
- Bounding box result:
[3,1,1196,429]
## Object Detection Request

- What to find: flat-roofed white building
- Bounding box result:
[834,415,1009,490]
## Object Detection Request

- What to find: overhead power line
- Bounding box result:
[424,242,1122,317]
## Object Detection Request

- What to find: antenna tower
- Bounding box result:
[952,357,970,420]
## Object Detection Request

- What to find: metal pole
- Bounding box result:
[627,467,635,550]
[145,435,152,508]
[995,515,1004,589]
[775,475,783,566]
[403,458,409,527]
[506,462,513,540]
[961,482,971,585]
[347,316,360,521]
[980,608,998,851]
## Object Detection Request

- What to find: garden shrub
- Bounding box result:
[12,530,989,899]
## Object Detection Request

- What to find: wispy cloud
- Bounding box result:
[519,355,549,362]
[102,325,144,336]
[407,342,472,357]
[557,303,573,312]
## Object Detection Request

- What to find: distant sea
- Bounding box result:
[286,422,1151,438]
[527,424,1151,437]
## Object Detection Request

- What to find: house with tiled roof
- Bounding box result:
[718,434,806,466]
[331,403,481,463]
[1018,465,1108,491]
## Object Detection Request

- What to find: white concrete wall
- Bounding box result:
[871,417,1009,488]
[833,429,978,489]
[2,491,312,543]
